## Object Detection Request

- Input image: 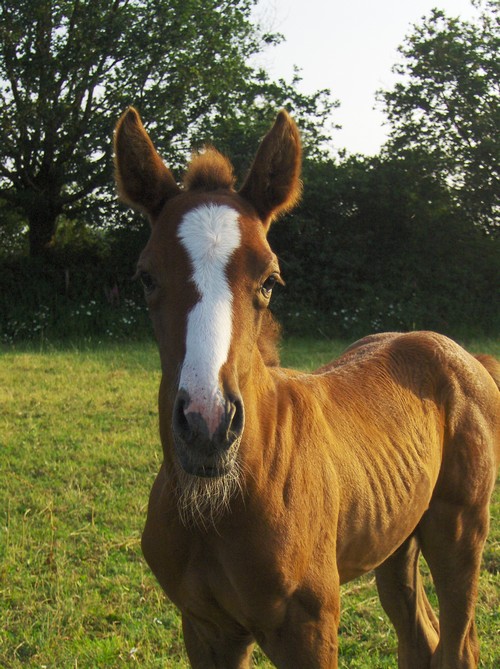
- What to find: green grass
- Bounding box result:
[0,337,498,668]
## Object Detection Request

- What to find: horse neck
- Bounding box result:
[239,348,302,484]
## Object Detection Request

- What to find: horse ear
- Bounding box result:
[114,107,180,219]
[239,110,302,228]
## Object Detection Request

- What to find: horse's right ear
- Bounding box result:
[239,110,302,229]
[114,107,180,219]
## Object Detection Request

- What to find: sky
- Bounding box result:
[253,0,480,155]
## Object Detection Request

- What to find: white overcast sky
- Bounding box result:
[253,0,480,155]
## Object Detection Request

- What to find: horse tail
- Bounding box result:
[475,354,500,391]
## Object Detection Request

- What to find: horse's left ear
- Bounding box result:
[239,110,302,229]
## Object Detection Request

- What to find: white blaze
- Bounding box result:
[177,204,241,433]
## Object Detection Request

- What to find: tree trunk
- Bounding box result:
[27,206,59,258]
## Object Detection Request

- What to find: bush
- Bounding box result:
[1,153,499,344]
[0,223,151,345]
[268,156,500,339]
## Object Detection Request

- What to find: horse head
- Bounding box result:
[114,108,301,487]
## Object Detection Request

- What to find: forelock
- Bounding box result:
[183,147,236,192]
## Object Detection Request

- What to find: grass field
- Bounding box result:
[1,336,499,668]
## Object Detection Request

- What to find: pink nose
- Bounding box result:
[172,390,244,476]
[181,396,225,439]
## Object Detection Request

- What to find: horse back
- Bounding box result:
[328,331,499,487]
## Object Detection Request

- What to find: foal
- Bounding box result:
[114,107,499,669]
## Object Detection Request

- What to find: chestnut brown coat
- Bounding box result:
[114,107,499,669]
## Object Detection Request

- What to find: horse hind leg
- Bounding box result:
[375,533,439,669]
[417,495,491,669]
[418,371,498,669]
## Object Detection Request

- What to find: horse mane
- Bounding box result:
[184,147,236,192]
[258,310,281,367]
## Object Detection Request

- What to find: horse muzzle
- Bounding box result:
[172,389,245,477]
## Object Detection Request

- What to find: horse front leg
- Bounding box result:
[258,588,341,669]
[182,614,255,669]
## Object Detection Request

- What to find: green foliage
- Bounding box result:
[0,0,335,256]
[0,221,151,344]
[1,149,498,344]
[0,340,498,667]
[200,69,336,178]
[379,1,500,233]
[0,2,498,342]
[0,200,27,256]
[269,152,500,339]
[264,0,500,339]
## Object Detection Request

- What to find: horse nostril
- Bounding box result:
[173,393,190,440]
[231,397,244,435]
[222,396,244,444]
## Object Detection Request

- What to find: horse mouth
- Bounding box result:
[180,460,231,479]
[173,435,241,479]
[173,437,243,528]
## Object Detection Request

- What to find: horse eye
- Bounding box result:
[261,274,279,298]
[138,271,156,295]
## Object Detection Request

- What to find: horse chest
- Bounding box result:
[165,521,310,631]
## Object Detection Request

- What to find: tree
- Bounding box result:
[268,149,500,337]
[378,0,499,233]
[0,0,335,257]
